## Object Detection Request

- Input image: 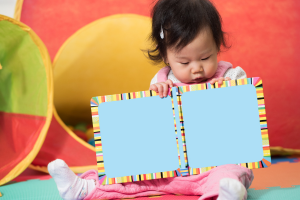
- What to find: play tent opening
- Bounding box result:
[52,14,158,125]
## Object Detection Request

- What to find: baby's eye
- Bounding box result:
[201,56,210,60]
[181,62,189,65]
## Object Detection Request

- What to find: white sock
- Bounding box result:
[217,178,246,200]
[48,159,96,200]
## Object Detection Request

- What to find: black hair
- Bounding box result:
[147,0,229,64]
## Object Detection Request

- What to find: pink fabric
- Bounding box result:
[157,61,233,86]
[81,164,253,200]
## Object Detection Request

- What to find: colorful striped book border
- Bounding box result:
[177,77,271,175]
[90,77,271,185]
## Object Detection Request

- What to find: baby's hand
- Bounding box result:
[149,80,173,98]
[210,77,231,85]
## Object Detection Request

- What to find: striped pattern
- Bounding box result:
[171,87,190,176]
[176,89,189,171]
[178,77,271,174]
[170,88,182,168]
[189,166,216,175]
[90,89,180,185]
[98,170,179,185]
[91,90,158,107]
[180,168,189,176]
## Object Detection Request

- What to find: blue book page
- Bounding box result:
[181,84,263,168]
[98,95,179,178]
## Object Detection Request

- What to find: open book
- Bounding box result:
[90,77,271,185]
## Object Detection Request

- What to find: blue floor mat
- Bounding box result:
[271,156,299,164]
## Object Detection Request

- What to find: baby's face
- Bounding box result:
[165,28,219,84]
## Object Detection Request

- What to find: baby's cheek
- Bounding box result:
[207,63,218,78]
[181,70,192,82]
[175,73,185,82]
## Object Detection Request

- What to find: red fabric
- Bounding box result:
[215,1,300,149]
[20,0,154,61]
[0,112,46,181]
[20,0,300,150]
[32,114,97,167]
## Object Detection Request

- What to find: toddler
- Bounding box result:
[48,0,253,199]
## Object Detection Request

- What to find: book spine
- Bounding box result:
[171,87,189,176]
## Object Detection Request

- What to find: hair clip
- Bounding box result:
[160,25,164,39]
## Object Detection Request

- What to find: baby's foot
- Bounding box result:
[217,178,246,200]
[48,159,96,200]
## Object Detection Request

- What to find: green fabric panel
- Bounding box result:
[248,186,300,200]
[0,179,61,200]
[0,21,48,116]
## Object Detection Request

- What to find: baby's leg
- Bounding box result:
[199,164,253,200]
[48,159,96,200]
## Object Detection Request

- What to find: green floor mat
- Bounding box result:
[0,179,299,200]
[0,179,61,200]
[248,186,300,200]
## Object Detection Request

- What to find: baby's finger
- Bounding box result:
[156,84,164,98]
[166,79,174,88]
[225,77,231,81]
[218,77,225,85]
[149,84,158,93]
[160,83,168,97]
[210,78,217,85]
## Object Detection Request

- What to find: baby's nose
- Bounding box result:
[192,64,203,73]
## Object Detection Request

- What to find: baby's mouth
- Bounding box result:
[193,77,203,82]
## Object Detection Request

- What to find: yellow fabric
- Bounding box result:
[53,106,96,152]
[53,14,160,124]
[270,146,300,156]
[0,15,53,186]
[13,0,24,21]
